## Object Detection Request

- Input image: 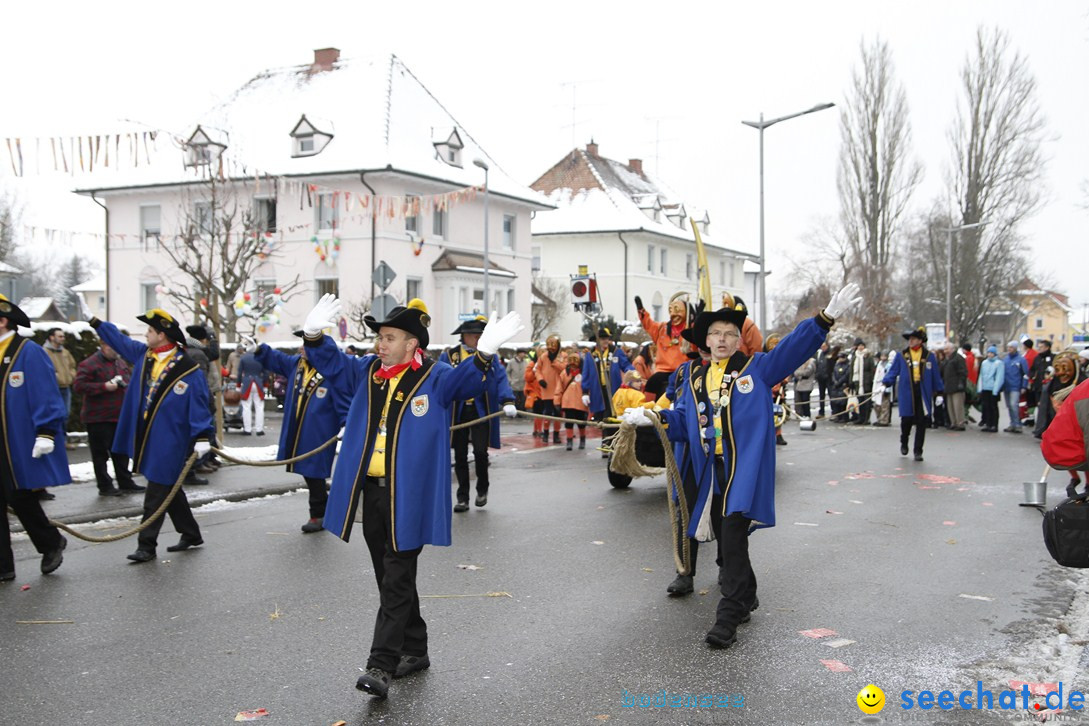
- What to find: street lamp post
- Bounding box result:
[941,221,988,342]
[473,158,490,316]
[742,102,835,331]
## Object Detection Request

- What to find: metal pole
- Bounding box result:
[758,114,766,331]
[483,167,490,314]
[946,227,953,341]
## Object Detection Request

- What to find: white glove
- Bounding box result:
[194,440,211,456]
[621,407,654,427]
[304,293,342,335]
[32,437,54,458]
[241,336,257,354]
[503,404,518,418]
[582,394,591,407]
[477,311,525,356]
[824,282,862,319]
[935,395,944,407]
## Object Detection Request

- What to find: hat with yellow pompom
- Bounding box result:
[137,308,187,346]
[451,314,488,337]
[365,298,432,348]
[0,294,30,330]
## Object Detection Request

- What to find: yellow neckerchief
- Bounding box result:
[593,346,612,383]
[0,330,14,362]
[367,368,406,477]
[459,346,476,405]
[149,346,177,382]
[908,347,923,382]
[708,359,729,455]
[297,361,319,417]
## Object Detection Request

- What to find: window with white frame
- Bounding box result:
[432,206,447,238]
[405,195,419,234]
[316,193,337,231]
[316,277,339,301]
[295,135,315,156]
[140,205,161,248]
[647,244,655,272]
[254,198,276,234]
[1035,318,1044,330]
[472,288,484,313]
[507,288,515,314]
[719,260,726,285]
[660,248,667,275]
[502,214,515,249]
[193,201,212,236]
[686,253,694,280]
[406,277,422,302]
[531,245,541,272]
[140,282,159,311]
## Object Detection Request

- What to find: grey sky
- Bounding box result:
[3,0,1086,322]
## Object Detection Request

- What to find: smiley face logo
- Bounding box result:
[856,684,885,714]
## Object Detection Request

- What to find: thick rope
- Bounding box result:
[212,435,340,466]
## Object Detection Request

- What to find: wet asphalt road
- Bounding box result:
[2,417,1087,725]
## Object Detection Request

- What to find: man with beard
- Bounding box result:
[882,327,944,461]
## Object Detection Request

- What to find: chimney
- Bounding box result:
[585,139,599,158]
[628,158,643,176]
[311,47,340,73]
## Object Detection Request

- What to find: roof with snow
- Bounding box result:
[0,260,23,275]
[1013,278,1071,311]
[18,297,67,321]
[530,143,751,256]
[71,274,105,292]
[76,51,550,209]
[431,250,515,278]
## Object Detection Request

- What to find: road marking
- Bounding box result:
[820,659,853,672]
[958,593,994,601]
[824,638,856,649]
[800,628,838,638]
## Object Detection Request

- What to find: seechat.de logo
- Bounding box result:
[857,684,886,715]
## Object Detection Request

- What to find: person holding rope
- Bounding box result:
[252,332,351,533]
[0,296,70,581]
[557,352,590,450]
[622,283,861,649]
[533,335,565,444]
[439,316,517,513]
[581,326,633,457]
[90,309,213,564]
[301,295,522,699]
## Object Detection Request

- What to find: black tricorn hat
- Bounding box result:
[588,325,615,341]
[451,315,488,336]
[137,308,187,346]
[364,298,431,349]
[690,305,748,350]
[680,326,709,353]
[185,324,209,341]
[0,294,30,329]
[902,326,927,342]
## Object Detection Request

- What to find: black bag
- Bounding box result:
[1042,489,1089,568]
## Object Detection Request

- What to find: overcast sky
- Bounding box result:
[2,0,1087,324]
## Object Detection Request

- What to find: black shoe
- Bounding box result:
[35,489,55,501]
[705,625,738,649]
[578,438,586,450]
[0,571,14,582]
[195,464,216,474]
[453,501,469,513]
[118,483,146,492]
[552,431,561,444]
[666,574,694,596]
[356,667,391,698]
[40,536,66,574]
[301,518,324,534]
[566,439,573,451]
[914,453,924,462]
[475,495,488,508]
[393,654,430,679]
[184,475,209,486]
[740,595,760,624]
[242,431,253,436]
[776,434,787,446]
[900,444,909,456]
[256,431,265,437]
[1009,428,1022,434]
[127,550,155,563]
[98,487,123,497]
[166,538,203,552]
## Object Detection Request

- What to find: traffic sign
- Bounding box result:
[458,313,479,321]
[372,261,396,291]
[370,293,399,321]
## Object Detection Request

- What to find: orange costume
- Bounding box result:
[633,354,653,382]
[534,339,565,440]
[638,308,689,374]
[739,318,764,357]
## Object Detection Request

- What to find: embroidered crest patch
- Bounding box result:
[411,395,429,417]
[173,381,189,395]
[315,387,328,399]
[736,375,754,394]
[9,371,24,388]
[926,361,932,370]
[693,376,703,392]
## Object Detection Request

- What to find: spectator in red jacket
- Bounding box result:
[72,343,145,497]
[961,342,978,386]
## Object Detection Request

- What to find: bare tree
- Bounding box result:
[0,189,19,263]
[157,177,303,342]
[530,276,568,340]
[836,37,922,338]
[945,26,1047,342]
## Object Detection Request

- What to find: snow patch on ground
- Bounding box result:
[67,445,281,482]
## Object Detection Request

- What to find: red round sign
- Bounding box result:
[572,281,588,297]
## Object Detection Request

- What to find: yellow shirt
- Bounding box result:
[611,387,650,415]
[0,332,13,362]
[367,369,406,477]
[908,347,923,383]
[297,362,319,417]
[149,347,177,382]
[708,359,728,455]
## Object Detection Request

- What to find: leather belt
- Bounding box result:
[366,476,388,488]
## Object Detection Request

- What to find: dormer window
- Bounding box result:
[433,128,464,167]
[185,125,226,168]
[666,203,688,230]
[634,193,662,223]
[699,211,711,235]
[290,115,334,158]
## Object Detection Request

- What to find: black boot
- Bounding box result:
[566,438,573,451]
[552,430,561,444]
[578,437,586,450]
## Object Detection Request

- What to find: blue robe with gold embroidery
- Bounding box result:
[438,346,515,449]
[1,336,70,490]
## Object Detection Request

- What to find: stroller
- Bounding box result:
[222,382,244,432]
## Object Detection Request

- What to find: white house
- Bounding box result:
[530,141,755,340]
[72,274,107,321]
[76,49,551,346]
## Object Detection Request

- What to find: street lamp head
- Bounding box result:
[810,102,836,112]
[472,158,489,171]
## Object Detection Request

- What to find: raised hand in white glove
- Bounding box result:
[304,293,342,335]
[824,282,863,320]
[621,407,654,427]
[935,395,944,407]
[194,440,211,456]
[503,404,518,418]
[32,437,54,458]
[581,394,591,407]
[477,311,525,356]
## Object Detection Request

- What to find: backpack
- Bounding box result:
[1042,488,1089,568]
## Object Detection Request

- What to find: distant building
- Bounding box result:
[72,274,107,321]
[1012,279,1073,347]
[529,141,753,341]
[0,260,22,301]
[18,297,68,323]
[77,49,550,345]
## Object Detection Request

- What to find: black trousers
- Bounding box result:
[0,464,63,574]
[513,390,526,411]
[85,421,136,491]
[899,387,929,455]
[795,390,812,418]
[538,400,561,430]
[362,477,426,672]
[816,379,830,415]
[136,480,201,553]
[675,464,722,577]
[562,408,587,434]
[303,476,329,519]
[980,391,1000,429]
[452,407,489,502]
[714,512,758,629]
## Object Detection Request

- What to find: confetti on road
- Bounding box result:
[20,584,30,591]
[958,593,994,601]
[848,500,864,504]
[268,605,282,621]
[982,502,994,507]
[824,639,856,649]
[457,564,482,570]
[234,709,269,721]
[800,628,839,639]
[591,541,605,545]
[916,485,940,490]
[827,480,839,485]
[1009,681,1060,696]
[794,522,819,527]
[16,619,74,625]
[943,521,957,526]
[820,659,853,672]
[641,568,654,572]
[947,539,957,545]
[826,510,843,515]
[918,474,967,484]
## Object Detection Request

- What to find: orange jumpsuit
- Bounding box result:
[524,364,543,435]
[740,318,764,357]
[638,308,687,374]
[534,352,565,433]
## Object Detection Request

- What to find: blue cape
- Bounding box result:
[1,337,70,489]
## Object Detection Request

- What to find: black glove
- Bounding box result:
[634,295,644,312]
[694,299,706,316]
[540,380,548,389]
